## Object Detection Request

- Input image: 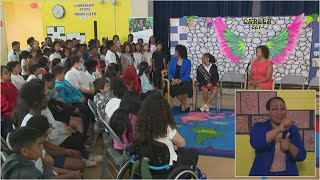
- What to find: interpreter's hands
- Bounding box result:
[82,97,86,103]
[41,153,54,167]
[280,132,290,152]
[74,108,80,113]
[173,145,178,150]
[66,149,82,159]
[65,126,73,135]
[207,83,213,88]
[280,118,295,131]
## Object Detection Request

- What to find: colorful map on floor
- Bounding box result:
[172,107,235,158]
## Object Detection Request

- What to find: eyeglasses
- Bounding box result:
[270,107,287,112]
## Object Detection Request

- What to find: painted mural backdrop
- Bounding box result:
[170,15,316,83]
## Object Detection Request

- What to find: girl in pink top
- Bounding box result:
[249,45,274,90]
[109,91,141,151]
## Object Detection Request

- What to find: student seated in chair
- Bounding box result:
[137,92,198,167]
[196,53,219,112]
[1,127,55,179]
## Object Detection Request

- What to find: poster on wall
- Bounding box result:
[46,26,66,41]
[67,33,86,44]
[128,17,153,43]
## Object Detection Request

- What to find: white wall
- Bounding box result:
[131,0,153,17]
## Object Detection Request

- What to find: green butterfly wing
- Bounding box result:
[265,30,289,58]
[224,29,246,59]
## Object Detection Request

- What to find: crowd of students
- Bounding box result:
[1,33,224,178]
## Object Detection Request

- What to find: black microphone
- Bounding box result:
[246,61,252,72]
[245,61,252,90]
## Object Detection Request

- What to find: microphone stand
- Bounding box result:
[245,61,251,90]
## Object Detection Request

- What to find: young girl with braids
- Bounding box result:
[196,53,219,112]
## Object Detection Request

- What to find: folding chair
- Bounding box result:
[308,76,319,90]
[279,75,306,89]
[1,137,11,163]
[96,107,131,178]
[220,73,244,108]
[87,99,104,149]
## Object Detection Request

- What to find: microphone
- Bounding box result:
[246,61,252,72]
[245,61,252,90]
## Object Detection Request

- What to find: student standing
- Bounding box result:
[152,42,166,89]
[8,41,21,62]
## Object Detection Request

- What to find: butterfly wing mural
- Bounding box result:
[213,17,246,62]
[266,13,305,64]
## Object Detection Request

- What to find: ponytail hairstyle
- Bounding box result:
[138,61,149,77]
[204,53,216,64]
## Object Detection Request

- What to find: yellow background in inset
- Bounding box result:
[236,90,316,176]
[2,0,131,64]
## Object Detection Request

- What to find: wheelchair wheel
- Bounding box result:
[116,160,132,179]
[167,165,198,179]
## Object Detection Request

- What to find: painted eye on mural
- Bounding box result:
[52,4,65,19]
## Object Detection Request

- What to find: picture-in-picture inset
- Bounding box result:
[235,90,316,177]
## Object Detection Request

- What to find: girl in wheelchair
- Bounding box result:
[196,53,219,112]
[110,91,141,153]
[136,92,198,168]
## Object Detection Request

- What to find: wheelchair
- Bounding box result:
[116,140,199,179]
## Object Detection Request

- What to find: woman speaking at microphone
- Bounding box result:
[248,45,274,90]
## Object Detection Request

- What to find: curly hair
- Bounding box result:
[256,45,270,59]
[136,91,176,143]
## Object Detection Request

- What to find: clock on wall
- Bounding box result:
[52,4,65,19]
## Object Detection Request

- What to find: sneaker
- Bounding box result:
[89,154,103,163]
[84,159,97,167]
[200,104,207,112]
[205,104,210,112]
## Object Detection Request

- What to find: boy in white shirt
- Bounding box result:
[25,37,35,52]
[20,50,30,80]
[7,61,25,90]
[8,41,21,62]
[26,64,42,82]
[84,60,98,84]
[49,41,62,62]
[105,40,117,66]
